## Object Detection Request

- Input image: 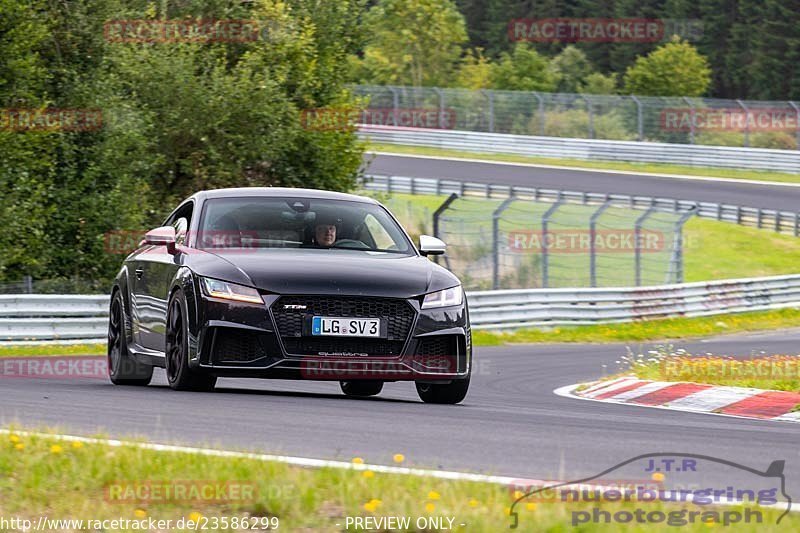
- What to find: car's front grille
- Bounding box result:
[413,334,467,374]
[271,296,415,356]
[212,328,269,363]
[416,335,457,356]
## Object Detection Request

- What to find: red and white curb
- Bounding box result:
[556,376,800,423]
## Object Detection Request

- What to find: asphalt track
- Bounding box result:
[365,152,800,212]
[2,331,799,497]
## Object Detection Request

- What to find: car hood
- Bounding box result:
[193,249,460,298]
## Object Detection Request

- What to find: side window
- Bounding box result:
[173,217,188,245]
[165,202,193,245]
[362,214,395,250]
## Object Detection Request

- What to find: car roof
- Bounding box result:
[190,187,378,204]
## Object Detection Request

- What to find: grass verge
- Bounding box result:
[618,350,800,393]
[0,343,105,358]
[0,428,794,531]
[367,143,800,185]
[363,191,800,284]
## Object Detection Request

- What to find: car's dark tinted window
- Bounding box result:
[198,197,413,254]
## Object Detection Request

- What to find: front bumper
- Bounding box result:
[192,292,471,381]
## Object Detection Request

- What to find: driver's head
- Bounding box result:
[315,223,337,246]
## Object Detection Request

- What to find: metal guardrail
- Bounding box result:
[468,274,800,329]
[362,174,800,236]
[0,295,109,342]
[4,275,800,340]
[358,125,800,174]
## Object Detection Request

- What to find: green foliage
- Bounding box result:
[534,109,635,140]
[579,72,618,95]
[489,44,560,92]
[353,0,468,87]
[0,0,365,285]
[552,46,594,93]
[623,38,712,96]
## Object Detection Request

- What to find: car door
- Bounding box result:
[137,202,193,352]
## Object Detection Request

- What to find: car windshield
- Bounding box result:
[197,196,414,255]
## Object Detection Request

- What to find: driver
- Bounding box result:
[313,213,341,247]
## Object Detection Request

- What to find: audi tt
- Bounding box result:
[107,188,471,403]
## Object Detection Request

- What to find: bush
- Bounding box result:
[535,109,635,140]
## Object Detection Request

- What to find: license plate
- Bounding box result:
[311,316,381,337]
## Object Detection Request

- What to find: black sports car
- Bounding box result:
[108,187,471,403]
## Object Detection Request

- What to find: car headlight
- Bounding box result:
[201,277,263,304]
[421,285,463,309]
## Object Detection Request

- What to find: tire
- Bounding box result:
[108,290,153,386]
[416,378,469,404]
[340,380,384,397]
[165,289,217,392]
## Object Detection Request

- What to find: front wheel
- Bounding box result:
[416,378,469,404]
[108,291,153,386]
[165,289,217,392]
[340,380,383,397]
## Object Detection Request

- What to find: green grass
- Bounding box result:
[368,143,800,185]
[1,428,794,531]
[364,191,800,286]
[683,218,800,281]
[621,352,800,393]
[472,308,800,345]
[0,343,105,357]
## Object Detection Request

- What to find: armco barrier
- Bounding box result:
[3,274,800,341]
[362,174,800,236]
[358,125,800,173]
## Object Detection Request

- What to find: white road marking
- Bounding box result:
[581,377,644,398]
[606,381,675,401]
[666,386,763,412]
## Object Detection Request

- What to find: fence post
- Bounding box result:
[589,200,613,287]
[388,86,399,127]
[541,195,564,288]
[432,193,459,266]
[790,101,800,150]
[24,275,33,294]
[668,207,697,284]
[492,197,517,289]
[683,97,695,144]
[482,89,495,133]
[533,92,545,135]
[634,205,657,286]
[736,99,749,148]
[631,95,643,141]
[582,95,595,139]
[434,87,446,129]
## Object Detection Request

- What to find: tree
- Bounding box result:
[454,49,493,89]
[579,72,618,95]
[0,0,367,286]
[490,44,560,92]
[355,0,468,87]
[552,46,594,93]
[623,38,711,96]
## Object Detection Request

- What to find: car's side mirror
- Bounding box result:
[419,235,446,256]
[144,225,177,254]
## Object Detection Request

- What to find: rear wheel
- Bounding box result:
[416,378,469,404]
[340,380,384,397]
[108,291,153,386]
[165,290,217,392]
